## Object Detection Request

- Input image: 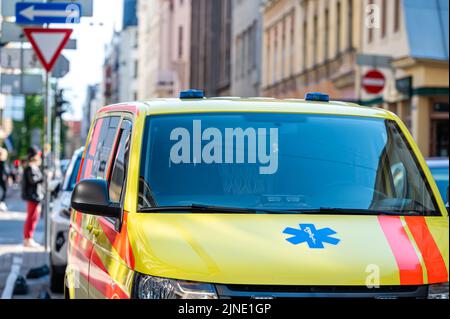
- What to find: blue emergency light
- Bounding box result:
[180,89,205,99]
[305,92,330,102]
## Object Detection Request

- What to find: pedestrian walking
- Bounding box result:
[0,147,10,211]
[21,146,44,248]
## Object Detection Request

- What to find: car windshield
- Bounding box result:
[138,113,439,215]
[429,166,449,201]
[67,156,82,192]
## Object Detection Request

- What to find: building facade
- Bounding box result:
[261,0,362,100]
[119,0,139,102]
[81,84,102,143]
[359,0,449,157]
[63,120,82,159]
[190,0,232,96]
[168,0,192,94]
[137,0,191,99]
[103,31,121,105]
[231,0,264,97]
[119,27,139,102]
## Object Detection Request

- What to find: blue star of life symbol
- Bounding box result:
[283,224,340,249]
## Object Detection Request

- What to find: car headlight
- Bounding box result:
[428,282,449,299]
[133,274,218,299]
[59,208,71,219]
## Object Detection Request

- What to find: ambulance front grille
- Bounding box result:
[215,284,427,299]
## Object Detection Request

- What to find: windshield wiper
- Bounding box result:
[139,204,293,214]
[139,205,429,216]
[283,208,424,216]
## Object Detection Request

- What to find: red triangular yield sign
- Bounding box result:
[23,28,73,72]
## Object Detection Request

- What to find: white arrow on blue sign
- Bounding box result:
[16,2,82,25]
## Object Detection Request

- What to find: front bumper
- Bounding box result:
[214,284,429,299]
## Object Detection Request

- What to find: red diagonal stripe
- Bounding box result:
[98,212,135,269]
[378,216,424,285]
[89,249,130,299]
[405,217,448,284]
[91,249,108,274]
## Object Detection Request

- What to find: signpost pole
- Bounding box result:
[18,2,75,251]
[43,69,50,252]
[44,0,50,252]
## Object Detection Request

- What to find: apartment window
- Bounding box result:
[348,0,353,49]
[336,1,341,54]
[394,0,400,32]
[237,35,241,79]
[178,26,183,59]
[303,21,307,71]
[273,28,278,83]
[290,12,295,76]
[313,15,318,66]
[368,0,374,43]
[249,22,257,73]
[266,30,271,85]
[253,21,258,70]
[281,19,286,79]
[381,0,387,38]
[133,60,138,79]
[246,27,251,74]
[242,31,246,78]
[219,0,232,86]
[134,30,139,48]
[235,36,241,80]
[324,8,329,61]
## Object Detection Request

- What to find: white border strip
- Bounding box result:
[1,256,23,299]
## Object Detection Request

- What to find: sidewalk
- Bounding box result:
[0,185,51,299]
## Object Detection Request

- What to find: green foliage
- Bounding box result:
[10,95,44,160]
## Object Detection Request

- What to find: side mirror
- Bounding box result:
[71,179,121,218]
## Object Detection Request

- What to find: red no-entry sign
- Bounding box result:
[362,70,386,95]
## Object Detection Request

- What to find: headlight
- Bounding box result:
[134,274,218,299]
[59,208,71,219]
[428,282,449,299]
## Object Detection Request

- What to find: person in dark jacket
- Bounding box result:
[0,147,10,211]
[22,146,44,248]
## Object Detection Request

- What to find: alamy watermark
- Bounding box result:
[169,120,279,175]
[66,4,81,24]
[366,264,381,288]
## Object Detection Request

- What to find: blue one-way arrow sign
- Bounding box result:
[16,2,82,25]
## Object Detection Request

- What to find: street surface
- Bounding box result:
[0,185,61,299]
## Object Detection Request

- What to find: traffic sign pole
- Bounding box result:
[7,0,78,252]
[44,68,50,252]
[23,26,72,252]
[42,1,50,251]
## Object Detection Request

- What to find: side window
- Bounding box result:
[81,116,120,180]
[109,120,132,203]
